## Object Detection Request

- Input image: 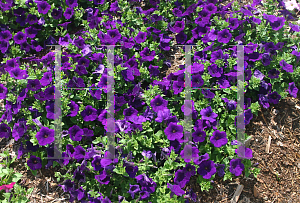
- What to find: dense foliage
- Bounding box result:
[0,0,299,202]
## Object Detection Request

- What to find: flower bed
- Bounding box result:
[0,0,299,202]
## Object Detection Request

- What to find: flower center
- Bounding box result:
[188,168,191,171]
[224,34,227,38]
[172,130,176,133]
[205,166,208,170]
[33,160,37,164]
[215,136,219,140]
[44,134,48,138]
[96,162,100,165]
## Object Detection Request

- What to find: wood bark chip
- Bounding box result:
[253,185,259,198]
[266,135,271,153]
[230,184,244,203]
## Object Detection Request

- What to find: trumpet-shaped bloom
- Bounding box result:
[197,160,216,179]
[36,1,51,15]
[27,155,42,170]
[36,126,55,146]
[210,130,228,148]
[229,158,244,176]
[150,95,168,112]
[164,122,183,141]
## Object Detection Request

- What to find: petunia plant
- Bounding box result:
[0,0,299,202]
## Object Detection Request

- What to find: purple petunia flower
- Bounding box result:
[280,59,293,72]
[66,0,78,8]
[25,26,38,38]
[155,108,172,123]
[73,145,86,161]
[167,183,185,198]
[148,64,159,78]
[215,163,225,177]
[258,94,270,109]
[36,1,51,15]
[127,184,140,199]
[164,122,183,141]
[64,7,74,19]
[208,64,223,78]
[95,170,110,185]
[150,95,168,113]
[0,30,12,42]
[288,82,298,98]
[202,89,215,99]
[0,84,8,99]
[91,156,102,171]
[26,14,38,25]
[7,67,28,80]
[67,76,85,88]
[268,91,281,104]
[176,31,187,44]
[183,163,196,178]
[100,150,118,168]
[169,20,185,33]
[179,144,199,163]
[44,86,55,100]
[139,190,150,200]
[217,29,232,43]
[210,130,228,148]
[134,31,147,44]
[192,74,204,87]
[36,126,55,146]
[51,8,63,20]
[60,179,75,193]
[14,31,27,44]
[235,145,253,159]
[123,106,138,121]
[140,47,156,61]
[125,163,138,178]
[27,79,42,91]
[200,106,218,122]
[12,121,27,141]
[229,158,244,176]
[197,160,216,179]
[27,155,42,170]
[222,98,237,111]
[6,58,19,69]
[268,68,280,79]
[174,169,190,188]
[0,40,9,53]
[0,123,11,138]
[68,125,83,141]
[81,105,98,122]
[67,100,79,117]
[192,128,206,143]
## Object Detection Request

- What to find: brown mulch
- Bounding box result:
[184,95,300,203]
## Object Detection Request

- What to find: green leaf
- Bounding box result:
[11,173,23,182]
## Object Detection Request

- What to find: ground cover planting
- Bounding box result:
[0,0,299,202]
